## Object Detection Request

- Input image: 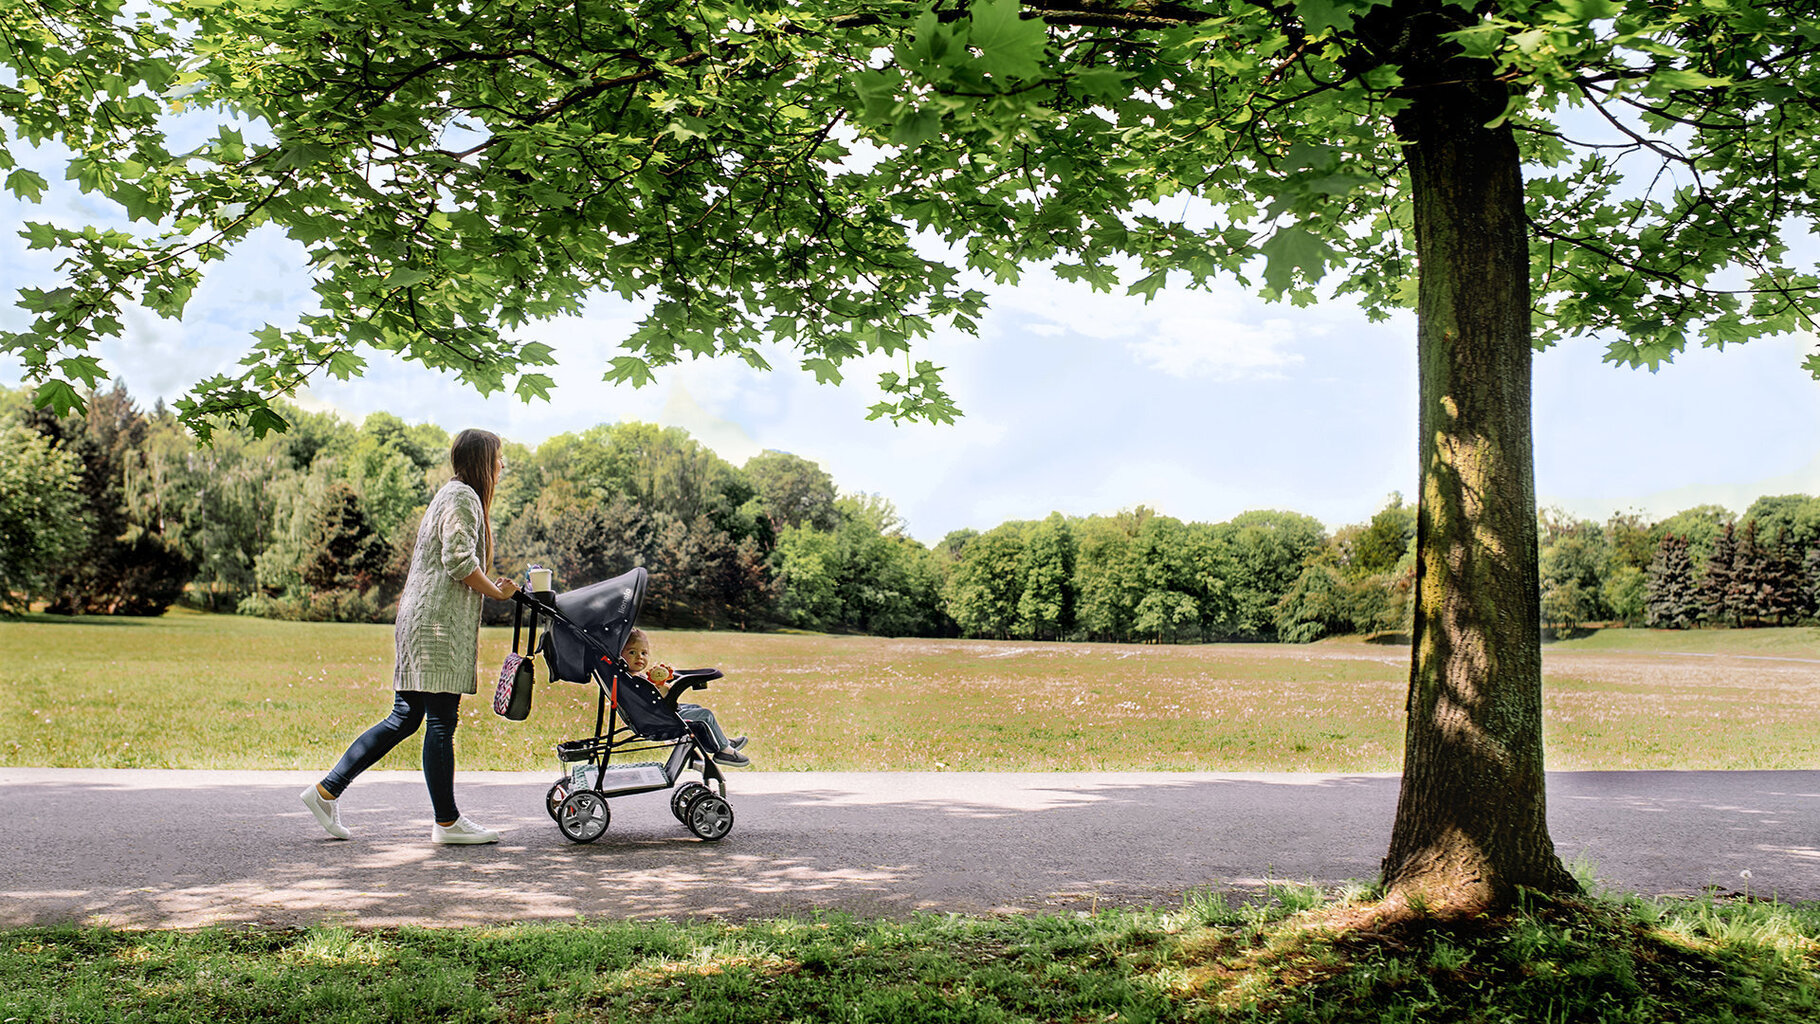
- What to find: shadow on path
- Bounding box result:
[1,769,1813,928]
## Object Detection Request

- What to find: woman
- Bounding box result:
[301,428,519,843]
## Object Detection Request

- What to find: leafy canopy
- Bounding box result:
[5,0,1818,439]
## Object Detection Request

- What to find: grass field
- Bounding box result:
[5,889,1818,1023]
[2,611,1816,772]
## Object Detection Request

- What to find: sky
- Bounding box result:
[4,150,1819,547]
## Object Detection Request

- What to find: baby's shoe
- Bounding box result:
[712,749,751,767]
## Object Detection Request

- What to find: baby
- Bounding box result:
[621,628,749,767]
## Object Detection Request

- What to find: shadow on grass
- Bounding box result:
[0,768,1815,930]
[11,612,173,628]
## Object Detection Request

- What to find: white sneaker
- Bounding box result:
[301,786,350,840]
[432,816,500,845]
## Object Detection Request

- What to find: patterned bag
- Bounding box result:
[494,653,534,720]
[494,588,538,720]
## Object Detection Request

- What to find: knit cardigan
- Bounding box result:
[393,480,488,694]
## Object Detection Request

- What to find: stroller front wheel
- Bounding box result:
[670,781,709,823]
[685,794,734,842]
[546,780,572,822]
[556,790,611,843]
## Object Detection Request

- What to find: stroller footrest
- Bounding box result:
[556,739,602,762]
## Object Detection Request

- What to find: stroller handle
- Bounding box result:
[512,589,561,618]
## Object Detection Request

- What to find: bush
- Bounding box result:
[0,423,88,615]
[237,588,387,623]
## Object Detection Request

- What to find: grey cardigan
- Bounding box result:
[393,480,488,694]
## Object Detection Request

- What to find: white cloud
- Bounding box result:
[1127,316,1306,380]
[1544,450,1820,524]
[983,270,1311,380]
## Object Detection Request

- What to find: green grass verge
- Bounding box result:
[1545,626,1820,659]
[4,890,1816,1022]
[3,613,1816,772]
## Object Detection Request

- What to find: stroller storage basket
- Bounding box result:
[578,761,672,795]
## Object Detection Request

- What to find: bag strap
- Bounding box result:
[511,594,524,654]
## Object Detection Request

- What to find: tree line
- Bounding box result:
[3,383,1817,639]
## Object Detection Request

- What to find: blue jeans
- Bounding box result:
[322,691,461,823]
[678,703,729,752]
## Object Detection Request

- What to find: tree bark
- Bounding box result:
[1380,72,1578,911]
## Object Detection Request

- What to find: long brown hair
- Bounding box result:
[449,428,502,570]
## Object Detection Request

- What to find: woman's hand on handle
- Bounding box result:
[461,569,519,601]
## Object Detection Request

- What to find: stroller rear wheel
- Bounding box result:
[556,790,611,843]
[546,780,572,821]
[670,781,709,823]
[685,794,734,842]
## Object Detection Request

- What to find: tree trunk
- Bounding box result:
[1380,76,1577,912]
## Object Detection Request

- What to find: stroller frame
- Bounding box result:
[511,569,736,844]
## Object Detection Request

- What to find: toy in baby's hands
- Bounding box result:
[646,663,674,686]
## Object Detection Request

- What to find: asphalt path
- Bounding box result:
[2,768,1816,928]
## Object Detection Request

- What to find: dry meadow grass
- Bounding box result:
[1,611,1815,772]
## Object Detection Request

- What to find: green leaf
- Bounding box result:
[605,355,656,387]
[1447,23,1505,59]
[1259,227,1335,294]
[380,266,432,289]
[853,68,905,122]
[515,372,555,401]
[1650,68,1730,91]
[111,181,161,222]
[968,0,1047,80]
[1126,269,1167,301]
[57,355,106,388]
[1304,172,1372,197]
[5,168,47,202]
[663,115,711,142]
[1070,67,1127,100]
[890,108,942,148]
[516,341,557,366]
[1558,0,1619,23]
[34,379,83,416]
[325,350,365,380]
[21,222,60,249]
[246,405,291,438]
[1293,0,1355,37]
[801,357,844,384]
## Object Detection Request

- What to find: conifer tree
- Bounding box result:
[1699,523,1740,627]
[1805,547,1820,622]
[29,384,193,615]
[298,483,387,594]
[1644,535,1699,630]
[1761,528,1803,626]
[1730,520,1769,627]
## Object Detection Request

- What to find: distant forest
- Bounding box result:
[3,383,1818,642]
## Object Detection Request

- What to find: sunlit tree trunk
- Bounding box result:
[1380,72,1578,911]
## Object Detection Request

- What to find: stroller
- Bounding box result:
[511,566,736,844]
